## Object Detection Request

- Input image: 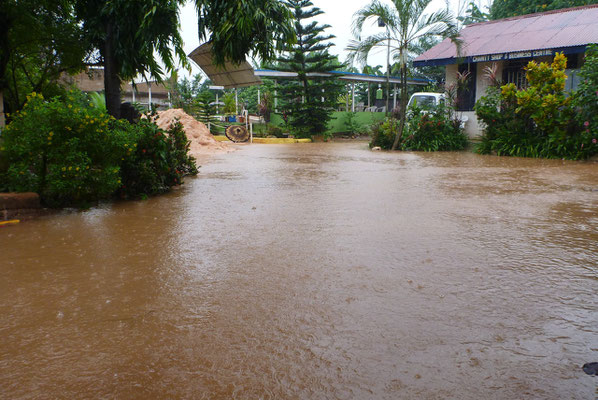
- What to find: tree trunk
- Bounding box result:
[103,22,121,119]
[391,64,408,151]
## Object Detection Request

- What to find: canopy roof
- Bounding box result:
[188,42,262,88]
[254,69,430,85]
[414,4,598,67]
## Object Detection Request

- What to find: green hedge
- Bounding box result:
[269,111,386,134]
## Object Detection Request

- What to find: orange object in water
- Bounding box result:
[0,219,20,227]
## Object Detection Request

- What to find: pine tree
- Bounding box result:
[274,0,343,138]
[194,91,217,127]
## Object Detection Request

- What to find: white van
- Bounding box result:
[407,92,446,109]
[407,92,468,127]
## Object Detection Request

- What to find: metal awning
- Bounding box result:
[188,42,262,89]
[254,69,430,85]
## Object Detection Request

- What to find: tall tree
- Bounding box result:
[274,0,343,138]
[74,0,294,119]
[347,0,460,150]
[457,2,490,25]
[75,0,188,119]
[195,0,295,66]
[490,0,591,20]
[0,0,85,126]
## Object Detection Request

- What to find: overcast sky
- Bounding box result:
[177,0,491,80]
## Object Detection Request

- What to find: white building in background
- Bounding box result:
[63,67,174,110]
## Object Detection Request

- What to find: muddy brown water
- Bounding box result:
[1,142,597,399]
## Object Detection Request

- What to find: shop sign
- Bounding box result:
[471,49,553,63]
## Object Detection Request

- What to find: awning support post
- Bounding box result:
[352,83,356,112]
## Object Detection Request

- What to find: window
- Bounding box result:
[456,63,476,111]
[409,95,436,109]
[502,60,529,89]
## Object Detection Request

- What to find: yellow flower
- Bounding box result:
[49,131,54,136]
[68,166,72,171]
[68,104,72,109]
[76,167,80,171]
[133,143,137,147]
[62,167,66,171]
[124,144,128,147]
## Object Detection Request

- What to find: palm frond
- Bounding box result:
[345,32,391,66]
[351,0,399,39]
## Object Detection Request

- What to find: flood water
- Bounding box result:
[1,142,597,399]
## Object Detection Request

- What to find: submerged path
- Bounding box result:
[1,143,597,399]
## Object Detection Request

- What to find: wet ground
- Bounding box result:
[1,142,597,399]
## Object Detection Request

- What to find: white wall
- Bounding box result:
[445,61,505,139]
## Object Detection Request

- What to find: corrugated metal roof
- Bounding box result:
[414,4,598,66]
[188,42,262,89]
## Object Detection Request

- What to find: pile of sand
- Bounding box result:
[152,109,232,156]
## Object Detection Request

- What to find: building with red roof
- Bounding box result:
[414,4,598,137]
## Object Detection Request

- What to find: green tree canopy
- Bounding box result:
[74,0,295,119]
[0,0,86,125]
[195,0,296,66]
[75,0,188,118]
[490,0,592,20]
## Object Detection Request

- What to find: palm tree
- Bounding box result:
[347,0,460,150]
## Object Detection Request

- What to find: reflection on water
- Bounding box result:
[1,143,597,399]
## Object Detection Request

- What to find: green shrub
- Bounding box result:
[0,91,129,207]
[573,44,598,157]
[0,90,198,206]
[475,85,533,156]
[400,104,468,151]
[344,112,362,134]
[118,118,198,199]
[369,119,396,149]
[266,123,284,138]
[475,52,597,160]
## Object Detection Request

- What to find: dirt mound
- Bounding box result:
[153,109,231,156]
